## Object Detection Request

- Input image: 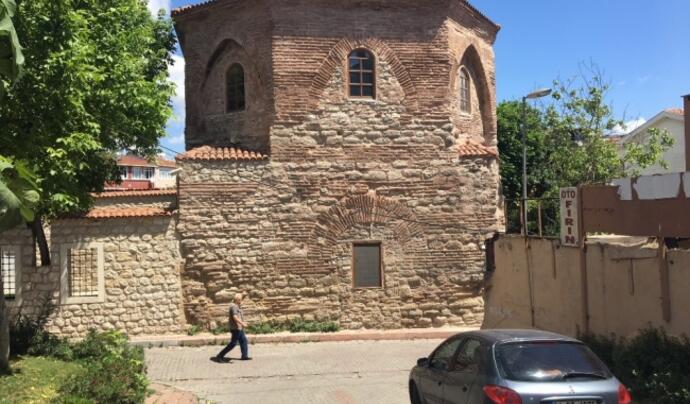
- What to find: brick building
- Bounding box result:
[172,0,503,329]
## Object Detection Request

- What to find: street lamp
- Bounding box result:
[521,88,552,236]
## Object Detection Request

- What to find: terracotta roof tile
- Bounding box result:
[156,157,177,168]
[80,207,174,219]
[176,146,267,161]
[666,108,684,117]
[458,142,498,157]
[92,189,177,198]
[117,155,177,168]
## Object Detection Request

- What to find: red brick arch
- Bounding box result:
[310,194,424,253]
[451,44,496,139]
[307,38,419,111]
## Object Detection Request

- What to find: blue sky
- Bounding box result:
[155,0,690,155]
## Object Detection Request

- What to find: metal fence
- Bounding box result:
[504,198,560,237]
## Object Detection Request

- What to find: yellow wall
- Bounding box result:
[485,235,690,337]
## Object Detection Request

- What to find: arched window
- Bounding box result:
[226,64,245,112]
[459,67,471,114]
[348,49,375,98]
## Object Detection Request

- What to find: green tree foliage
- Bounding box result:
[0,0,24,98]
[0,0,176,218]
[498,67,674,202]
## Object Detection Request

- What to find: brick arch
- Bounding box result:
[307,38,419,111]
[451,44,496,140]
[310,194,424,254]
[201,38,254,91]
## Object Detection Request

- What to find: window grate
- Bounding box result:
[1,249,16,299]
[459,68,471,114]
[69,248,99,297]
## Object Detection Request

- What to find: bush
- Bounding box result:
[186,324,202,336]
[59,330,148,404]
[9,297,57,356]
[27,331,74,361]
[582,328,690,404]
[246,320,340,334]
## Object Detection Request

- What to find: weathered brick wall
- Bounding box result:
[175,0,501,329]
[1,217,185,338]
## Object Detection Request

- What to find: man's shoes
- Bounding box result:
[210,356,231,363]
[240,357,253,361]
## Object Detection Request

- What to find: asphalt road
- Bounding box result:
[145,339,444,404]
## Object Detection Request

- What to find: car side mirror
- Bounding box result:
[417,357,429,367]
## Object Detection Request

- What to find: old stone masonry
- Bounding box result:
[0,0,503,337]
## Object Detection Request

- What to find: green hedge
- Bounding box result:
[581,328,690,404]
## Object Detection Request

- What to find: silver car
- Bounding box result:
[409,329,632,404]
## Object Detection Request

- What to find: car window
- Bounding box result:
[455,338,482,370]
[496,341,613,382]
[429,338,463,371]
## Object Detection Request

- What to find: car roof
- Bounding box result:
[460,329,581,344]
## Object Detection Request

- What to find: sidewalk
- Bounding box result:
[131,326,476,348]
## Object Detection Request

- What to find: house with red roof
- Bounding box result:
[111,154,178,190]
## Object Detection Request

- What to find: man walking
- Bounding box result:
[212,293,251,363]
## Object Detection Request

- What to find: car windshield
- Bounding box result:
[496,341,612,382]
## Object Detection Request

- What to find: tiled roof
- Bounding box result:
[117,155,177,168]
[93,189,177,198]
[458,142,498,157]
[176,146,267,161]
[666,108,684,117]
[172,0,499,29]
[157,157,177,168]
[81,207,175,219]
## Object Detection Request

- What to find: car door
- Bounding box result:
[443,338,484,404]
[418,337,464,404]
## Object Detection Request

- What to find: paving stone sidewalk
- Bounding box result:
[145,339,444,404]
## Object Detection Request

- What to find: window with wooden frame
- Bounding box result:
[226,63,246,112]
[459,67,471,114]
[353,243,382,288]
[1,247,18,300]
[348,49,375,98]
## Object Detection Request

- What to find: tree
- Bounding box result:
[0,0,176,220]
[497,65,674,234]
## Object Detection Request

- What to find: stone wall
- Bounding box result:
[1,216,184,338]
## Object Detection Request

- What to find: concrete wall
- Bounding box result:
[485,235,690,337]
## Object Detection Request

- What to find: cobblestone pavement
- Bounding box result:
[146,339,443,404]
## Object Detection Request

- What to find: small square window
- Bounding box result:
[353,243,382,288]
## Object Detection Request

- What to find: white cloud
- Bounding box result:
[168,54,186,123]
[168,133,185,145]
[147,0,171,16]
[612,117,647,134]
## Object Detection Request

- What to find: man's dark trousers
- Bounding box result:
[217,329,249,359]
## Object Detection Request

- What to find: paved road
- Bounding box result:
[146,339,443,404]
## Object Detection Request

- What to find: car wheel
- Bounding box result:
[410,382,424,404]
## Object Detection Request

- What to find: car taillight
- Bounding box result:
[618,384,632,404]
[483,385,522,404]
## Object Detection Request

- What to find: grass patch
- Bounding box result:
[0,356,82,404]
[246,320,340,334]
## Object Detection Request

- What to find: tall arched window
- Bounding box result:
[459,67,471,114]
[226,64,245,112]
[348,49,375,98]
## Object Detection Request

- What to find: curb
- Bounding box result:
[132,327,476,348]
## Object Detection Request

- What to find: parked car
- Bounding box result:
[409,329,632,404]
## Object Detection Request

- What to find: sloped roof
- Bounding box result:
[458,141,498,157]
[176,146,268,161]
[622,108,684,144]
[117,155,177,168]
[172,0,499,29]
[666,108,684,117]
[82,207,173,219]
[92,189,177,198]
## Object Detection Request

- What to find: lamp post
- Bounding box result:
[521,88,552,236]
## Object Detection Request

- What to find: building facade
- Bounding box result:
[112,154,178,190]
[173,0,503,329]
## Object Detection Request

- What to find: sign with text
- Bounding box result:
[560,187,580,247]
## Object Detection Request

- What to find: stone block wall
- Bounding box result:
[1,217,185,338]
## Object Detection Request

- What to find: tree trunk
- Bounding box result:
[0,264,9,374]
[31,218,50,266]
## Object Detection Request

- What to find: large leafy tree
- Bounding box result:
[0,0,176,219]
[0,0,175,373]
[498,66,673,234]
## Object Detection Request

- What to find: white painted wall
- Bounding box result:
[625,116,685,175]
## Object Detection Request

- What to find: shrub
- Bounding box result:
[9,297,57,356]
[27,331,73,361]
[59,330,148,404]
[211,324,229,335]
[582,328,690,404]
[246,321,285,335]
[246,320,340,334]
[186,324,202,336]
